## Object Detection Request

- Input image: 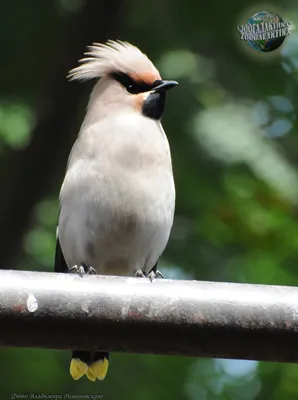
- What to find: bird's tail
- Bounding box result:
[70,350,109,382]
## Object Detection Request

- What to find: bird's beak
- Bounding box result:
[153,80,178,93]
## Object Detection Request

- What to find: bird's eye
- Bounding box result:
[126,82,139,94]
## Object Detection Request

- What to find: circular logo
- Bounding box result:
[238,11,292,53]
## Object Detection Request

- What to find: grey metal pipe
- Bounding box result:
[0,269,297,363]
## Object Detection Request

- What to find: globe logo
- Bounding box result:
[237,11,292,52]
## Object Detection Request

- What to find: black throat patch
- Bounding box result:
[142,92,166,120]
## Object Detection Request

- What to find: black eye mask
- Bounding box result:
[111,72,162,94]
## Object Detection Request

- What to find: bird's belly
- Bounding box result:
[59,175,174,276]
[91,213,168,276]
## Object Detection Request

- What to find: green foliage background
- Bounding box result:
[1,0,298,398]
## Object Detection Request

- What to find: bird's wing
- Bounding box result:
[54,224,68,273]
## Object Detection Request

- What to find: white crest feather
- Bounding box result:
[67,40,160,82]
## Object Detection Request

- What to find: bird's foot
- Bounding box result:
[148,269,163,281]
[135,269,147,278]
[135,268,163,282]
[69,264,96,277]
[69,265,85,276]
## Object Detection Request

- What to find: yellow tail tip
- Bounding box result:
[89,358,109,381]
[86,367,96,382]
[70,358,88,380]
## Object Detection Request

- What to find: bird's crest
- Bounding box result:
[68,40,161,84]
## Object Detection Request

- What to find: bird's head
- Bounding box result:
[68,40,178,120]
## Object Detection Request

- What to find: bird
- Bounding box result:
[54,40,177,382]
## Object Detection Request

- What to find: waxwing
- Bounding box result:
[54,40,178,382]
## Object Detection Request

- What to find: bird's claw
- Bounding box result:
[155,269,164,279]
[69,264,96,277]
[135,268,163,282]
[148,269,164,281]
[87,266,97,275]
[69,265,85,277]
[135,269,147,278]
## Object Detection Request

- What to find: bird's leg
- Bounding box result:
[69,263,96,277]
